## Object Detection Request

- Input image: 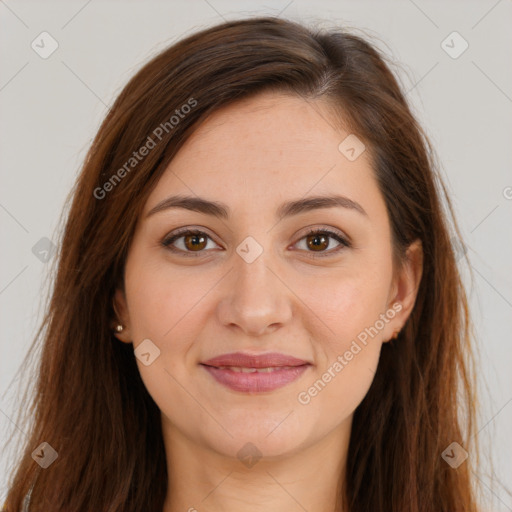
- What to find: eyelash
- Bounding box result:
[161,227,351,258]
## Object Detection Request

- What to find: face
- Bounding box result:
[114,91,422,460]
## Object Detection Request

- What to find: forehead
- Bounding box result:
[144,92,385,222]
[177,92,350,168]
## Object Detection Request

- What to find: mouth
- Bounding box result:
[200,352,312,393]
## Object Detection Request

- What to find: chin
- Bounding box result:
[201,414,314,461]
[205,433,307,464]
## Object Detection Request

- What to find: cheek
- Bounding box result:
[124,259,211,432]
[124,256,216,343]
[293,266,390,412]
[300,268,391,348]
[298,283,386,419]
[124,257,221,405]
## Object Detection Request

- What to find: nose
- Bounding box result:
[216,246,293,337]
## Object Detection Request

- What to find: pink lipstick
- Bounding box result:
[200,352,311,393]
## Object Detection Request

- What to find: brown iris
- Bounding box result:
[306,233,329,252]
[183,233,207,251]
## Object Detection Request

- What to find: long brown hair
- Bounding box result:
[3,16,480,511]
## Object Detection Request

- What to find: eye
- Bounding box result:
[293,228,350,257]
[161,228,220,257]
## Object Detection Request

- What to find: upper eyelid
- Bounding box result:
[164,226,218,243]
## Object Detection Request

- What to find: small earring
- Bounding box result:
[391,330,400,340]
[115,324,124,333]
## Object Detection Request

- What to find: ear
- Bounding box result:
[383,239,423,342]
[111,287,132,344]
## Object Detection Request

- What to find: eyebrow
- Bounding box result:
[146,194,368,220]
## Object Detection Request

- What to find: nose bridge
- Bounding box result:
[217,236,292,335]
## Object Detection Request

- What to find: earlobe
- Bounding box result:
[112,288,132,343]
[382,305,402,343]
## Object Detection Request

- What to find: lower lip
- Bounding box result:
[201,364,310,393]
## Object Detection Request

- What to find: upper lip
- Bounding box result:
[201,352,310,368]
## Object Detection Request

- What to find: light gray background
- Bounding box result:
[1,0,511,508]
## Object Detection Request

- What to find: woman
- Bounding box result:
[4,16,479,512]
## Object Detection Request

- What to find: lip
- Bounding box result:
[202,351,309,368]
[200,352,311,393]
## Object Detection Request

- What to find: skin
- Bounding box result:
[113,91,423,512]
